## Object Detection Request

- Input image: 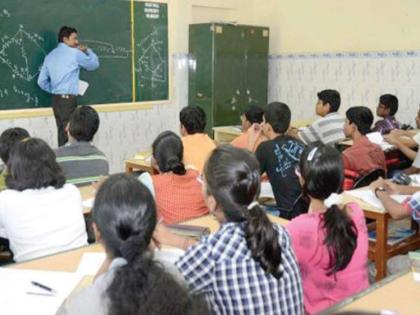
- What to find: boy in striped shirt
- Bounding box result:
[292,89,345,145]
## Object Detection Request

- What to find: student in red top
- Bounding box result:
[139,131,209,224]
[231,106,267,152]
[343,106,386,176]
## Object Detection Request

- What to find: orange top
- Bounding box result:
[182,133,216,173]
[152,169,209,224]
[231,132,266,152]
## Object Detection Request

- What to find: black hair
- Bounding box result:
[318,89,341,112]
[299,142,357,276]
[93,174,209,315]
[58,26,77,43]
[68,106,99,142]
[264,102,291,134]
[152,131,186,175]
[179,106,206,134]
[6,138,65,191]
[243,106,264,124]
[0,127,30,164]
[379,94,399,116]
[345,106,374,135]
[204,145,282,278]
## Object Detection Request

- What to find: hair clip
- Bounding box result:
[307,147,318,161]
[247,201,259,210]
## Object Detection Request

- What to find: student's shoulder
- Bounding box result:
[286,213,319,235]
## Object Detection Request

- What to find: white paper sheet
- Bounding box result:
[367,132,395,151]
[0,268,82,315]
[346,190,409,211]
[82,197,94,209]
[260,181,275,199]
[75,253,106,276]
[78,80,89,96]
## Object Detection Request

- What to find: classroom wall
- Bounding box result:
[237,0,420,126]
[241,0,420,54]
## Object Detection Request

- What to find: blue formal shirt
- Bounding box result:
[37,43,99,95]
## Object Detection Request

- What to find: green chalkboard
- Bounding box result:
[134,1,169,102]
[0,0,170,111]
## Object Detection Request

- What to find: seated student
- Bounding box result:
[0,127,30,191]
[55,106,109,187]
[161,146,303,314]
[231,105,266,152]
[369,178,420,275]
[372,94,400,135]
[180,106,216,173]
[58,174,209,315]
[384,108,420,161]
[343,106,386,175]
[139,131,208,224]
[293,89,345,145]
[248,102,306,219]
[287,143,369,314]
[0,138,87,262]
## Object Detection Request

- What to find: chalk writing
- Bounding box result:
[135,27,167,86]
[83,39,131,59]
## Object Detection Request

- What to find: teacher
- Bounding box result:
[38,26,99,146]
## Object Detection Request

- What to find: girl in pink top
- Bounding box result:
[287,143,369,314]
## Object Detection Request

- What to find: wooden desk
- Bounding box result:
[125,158,153,174]
[184,213,288,234]
[213,120,315,145]
[9,214,288,272]
[323,271,420,315]
[212,126,242,144]
[343,190,420,281]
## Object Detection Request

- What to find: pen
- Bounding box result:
[30,281,57,294]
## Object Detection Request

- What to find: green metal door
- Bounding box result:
[213,24,246,127]
[244,26,269,110]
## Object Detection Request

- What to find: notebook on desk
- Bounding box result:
[166,224,210,239]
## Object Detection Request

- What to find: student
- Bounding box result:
[58,174,209,315]
[180,106,216,173]
[343,106,386,175]
[139,131,208,224]
[293,89,345,144]
[249,102,306,219]
[287,143,369,314]
[384,108,420,161]
[369,178,420,275]
[231,105,266,152]
[55,106,109,187]
[0,127,30,190]
[0,138,87,262]
[172,146,303,314]
[372,94,400,135]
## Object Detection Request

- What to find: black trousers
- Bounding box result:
[52,95,77,147]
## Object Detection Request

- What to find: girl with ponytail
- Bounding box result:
[174,145,303,315]
[139,131,209,224]
[287,143,369,314]
[58,174,209,315]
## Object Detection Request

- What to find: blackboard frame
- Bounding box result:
[0,0,172,119]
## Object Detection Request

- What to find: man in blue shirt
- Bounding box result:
[38,26,99,146]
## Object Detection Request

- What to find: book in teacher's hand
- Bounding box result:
[368,228,416,246]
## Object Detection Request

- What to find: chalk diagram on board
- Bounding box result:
[135,27,167,87]
[83,40,131,59]
[0,24,46,105]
